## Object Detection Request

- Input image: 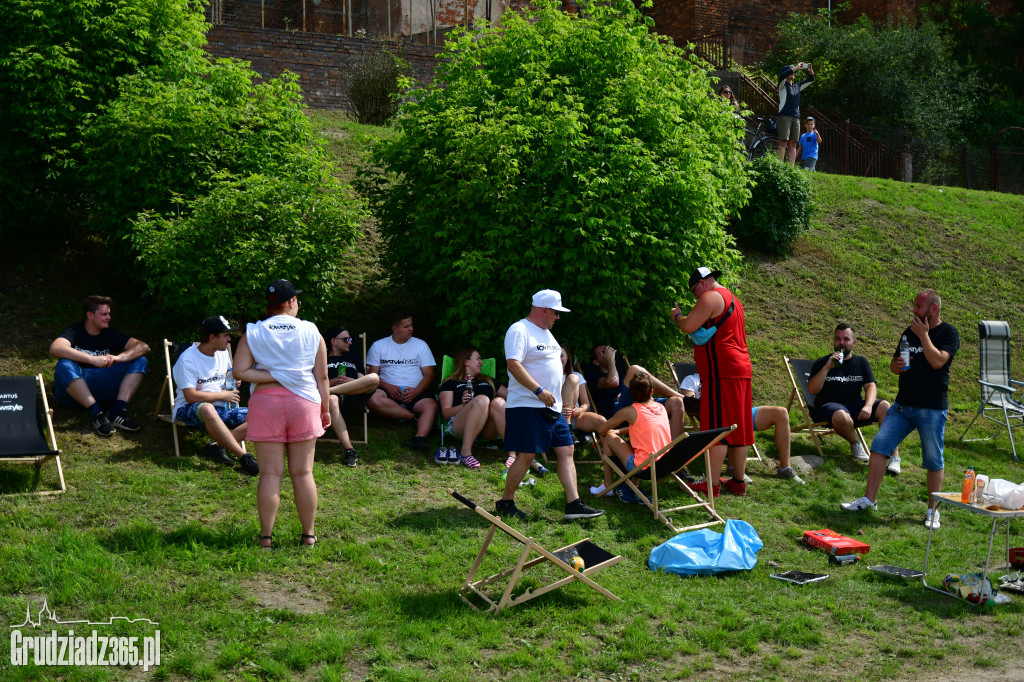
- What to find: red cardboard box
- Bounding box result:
[803,529,871,556]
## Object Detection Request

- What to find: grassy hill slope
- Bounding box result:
[1,115,1023,681]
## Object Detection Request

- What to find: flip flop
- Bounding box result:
[299,534,317,549]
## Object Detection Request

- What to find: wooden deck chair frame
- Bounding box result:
[0,374,66,496]
[667,361,765,464]
[449,489,622,615]
[154,339,240,457]
[596,425,735,534]
[959,321,1024,462]
[784,356,868,458]
[320,332,370,446]
[436,354,501,452]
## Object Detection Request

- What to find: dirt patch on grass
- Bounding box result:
[240,575,331,615]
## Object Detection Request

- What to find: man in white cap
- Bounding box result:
[498,289,604,521]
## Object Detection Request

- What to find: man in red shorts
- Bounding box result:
[671,267,754,496]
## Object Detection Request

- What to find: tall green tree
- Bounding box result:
[358,0,749,361]
[0,0,208,239]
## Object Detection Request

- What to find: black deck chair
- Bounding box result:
[596,425,735,534]
[0,375,66,496]
[449,489,622,615]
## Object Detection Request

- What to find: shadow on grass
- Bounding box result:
[101,520,254,553]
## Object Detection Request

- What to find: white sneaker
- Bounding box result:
[850,442,869,462]
[841,496,877,512]
[925,508,941,530]
[886,455,901,475]
[589,484,614,497]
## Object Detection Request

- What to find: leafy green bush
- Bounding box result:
[358,0,749,360]
[733,155,812,256]
[0,0,208,239]
[345,48,407,125]
[131,170,365,325]
[80,58,322,244]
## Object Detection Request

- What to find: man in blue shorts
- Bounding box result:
[50,295,150,437]
[842,290,959,530]
[172,316,258,475]
[807,323,894,468]
[499,290,603,521]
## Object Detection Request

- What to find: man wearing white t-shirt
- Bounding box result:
[498,290,604,521]
[367,310,438,450]
[172,316,258,475]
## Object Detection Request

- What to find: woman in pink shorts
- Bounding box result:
[233,279,330,549]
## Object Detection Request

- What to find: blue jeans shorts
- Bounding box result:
[175,402,248,429]
[504,407,572,453]
[870,402,947,471]
[54,357,148,408]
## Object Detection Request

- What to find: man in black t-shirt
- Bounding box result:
[842,290,960,531]
[49,295,150,437]
[323,325,379,467]
[807,323,892,464]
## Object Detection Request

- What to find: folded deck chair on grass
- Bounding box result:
[436,354,501,453]
[668,361,761,461]
[784,357,868,458]
[597,425,736,534]
[320,333,370,446]
[959,321,1023,462]
[449,489,622,615]
[0,375,66,496]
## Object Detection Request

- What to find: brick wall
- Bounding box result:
[204,25,442,109]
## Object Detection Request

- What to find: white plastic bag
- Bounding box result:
[979,477,1024,510]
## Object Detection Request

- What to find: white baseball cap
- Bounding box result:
[532,289,570,312]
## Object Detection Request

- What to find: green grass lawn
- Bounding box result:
[2,115,1024,680]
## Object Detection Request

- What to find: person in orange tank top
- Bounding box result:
[591,371,672,503]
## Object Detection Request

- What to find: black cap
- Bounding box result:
[266,279,303,304]
[780,64,795,80]
[324,326,349,343]
[201,315,237,337]
[688,266,723,289]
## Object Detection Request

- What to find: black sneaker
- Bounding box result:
[342,449,358,467]
[404,435,429,451]
[239,453,259,476]
[110,413,142,432]
[202,442,235,466]
[92,412,115,438]
[494,499,528,521]
[564,498,604,520]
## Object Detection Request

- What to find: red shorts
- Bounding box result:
[246,387,325,442]
[699,377,754,447]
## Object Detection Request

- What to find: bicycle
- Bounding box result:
[745,117,779,161]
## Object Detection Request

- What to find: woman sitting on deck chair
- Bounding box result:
[591,371,671,503]
[559,344,607,439]
[439,348,508,469]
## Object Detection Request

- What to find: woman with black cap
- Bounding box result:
[233,279,330,549]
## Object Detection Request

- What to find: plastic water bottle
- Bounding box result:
[224,368,237,390]
[900,335,911,369]
[961,466,976,504]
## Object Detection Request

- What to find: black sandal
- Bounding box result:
[258,535,273,550]
[299,534,317,548]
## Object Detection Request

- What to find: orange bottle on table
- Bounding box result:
[961,467,976,504]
